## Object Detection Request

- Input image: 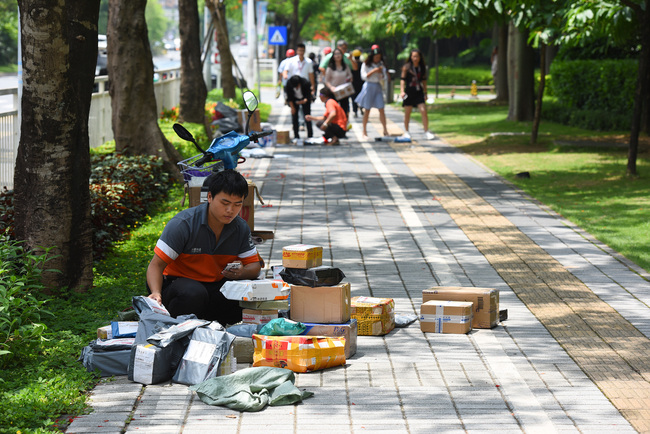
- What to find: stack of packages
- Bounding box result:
[80,296,237,386]
[247,244,354,372]
[419,287,500,334]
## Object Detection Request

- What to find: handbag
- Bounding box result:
[333,82,355,100]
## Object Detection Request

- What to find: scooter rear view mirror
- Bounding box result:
[173,123,195,142]
[243,90,258,112]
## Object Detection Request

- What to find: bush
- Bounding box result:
[549,59,637,113]
[542,101,631,131]
[0,237,53,369]
[90,153,172,259]
[428,65,493,86]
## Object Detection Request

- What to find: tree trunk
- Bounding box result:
[495,24,508,103]
[290,0,300,48]
[178,0,207,124]
[507,23,535,122]
[507,22,516,117]
[207,0,236,99]
[107,0,182,176]
[14,0,99,292]
[531,43,546,145]
[627,5,650,176]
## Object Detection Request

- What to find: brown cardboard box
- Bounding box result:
[242,309,278,325]
[422,287,499,329]
[351,296,395,336]
[238,109,261,132]
[420,300,473,334]
[97,325,112,340]
[188,185,209,208]
[302,319,358,359]
[290,283,351,324]
[233,336,254,363]
[238,180,258,230]
[276,130,290,144]
[282,244,323,269]
[239,299,289,310]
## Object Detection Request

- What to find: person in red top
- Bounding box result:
[146,170,261,325]
[306,87,347,145]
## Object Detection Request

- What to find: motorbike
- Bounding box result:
[174,90,272,178]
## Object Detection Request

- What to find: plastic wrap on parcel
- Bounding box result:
[79,338,135,377]
[134,310,198,345]
[351,296,395,336]
[252,334,346,373]
[173,322,236,385]
[132,295,170,316]
[128,340,187,385]
[146,319,210,348]
[258,318,306,336]
[220,279,290,301]
[279,266,345,287]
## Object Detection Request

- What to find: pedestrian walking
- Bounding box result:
[324,48,353,117]
[283,43,316,100]
[400,49,434,140]
[277,48,295,100]
[354,46,388,139]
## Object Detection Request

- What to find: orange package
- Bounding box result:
[252,334,346,373]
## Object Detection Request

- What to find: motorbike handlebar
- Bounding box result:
[194,153,213,167]
[248,130,273,142]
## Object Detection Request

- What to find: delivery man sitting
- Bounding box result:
[146,170,261,326]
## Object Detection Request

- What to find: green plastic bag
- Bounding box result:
[258,318,306,336]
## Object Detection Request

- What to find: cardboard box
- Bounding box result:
[420,300,473,334]
[239,299,289,310]
[188,185,209,208]
[422,287,499,329]
[351,296,395,336]
[282,244,323,269]
[97,325,112,340]
[302,319,357,358]
[233,336,254,363]
[242,308,278,325]
[290,283,351,324]
[238,109,261,133]
[238,180,258,231]
[277,130,290,144]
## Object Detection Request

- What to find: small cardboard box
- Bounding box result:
[422,287,499,329]
[97,325,112,340]
[282,244,323,269]
[290,282,351,324]
[237,109,261,132]
[277,130,290,144]
[239,299,289,310]
[238,180,258,231]
[302,319,357,359]
[242,308,278,325]
[351,296,395,336]
[188,185,209,208]
[233,336,254,363]
[420,300,473,334]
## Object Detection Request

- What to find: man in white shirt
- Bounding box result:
[283,43,316,99]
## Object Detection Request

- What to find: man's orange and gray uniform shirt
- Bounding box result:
[154,202,258,282]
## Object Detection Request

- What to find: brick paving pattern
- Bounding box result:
[66,89,649,433]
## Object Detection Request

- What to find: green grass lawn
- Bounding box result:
[422,100,650,273]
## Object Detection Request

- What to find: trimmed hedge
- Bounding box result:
[427,66,494,86]
[549,59,637,113]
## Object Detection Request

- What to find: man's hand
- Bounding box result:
[148,292,162,305]
[221,261,244,279]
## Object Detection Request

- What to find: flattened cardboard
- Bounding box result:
[420,300,473,334]
[290,283,351,324]
[422,287,499,329]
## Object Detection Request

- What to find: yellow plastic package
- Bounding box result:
[252,334,346,373]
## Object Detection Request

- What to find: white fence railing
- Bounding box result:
[0,68,181,190]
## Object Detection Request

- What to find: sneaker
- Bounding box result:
[401,131,411,139]
[425,131,435,140]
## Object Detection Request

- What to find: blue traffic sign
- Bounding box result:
[268,26,287,45]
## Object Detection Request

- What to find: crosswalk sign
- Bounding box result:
[268,26,287,45]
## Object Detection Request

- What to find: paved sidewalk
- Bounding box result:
[67,89,650,433]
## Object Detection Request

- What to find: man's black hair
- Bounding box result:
[205,169,248,199]
[296,42,306,50]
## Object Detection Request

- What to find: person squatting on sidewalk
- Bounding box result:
[400,49,435,140]
[146,170,262,326]
[285,74,314,139]
[355,46,389,139]
[306,87,348,146]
